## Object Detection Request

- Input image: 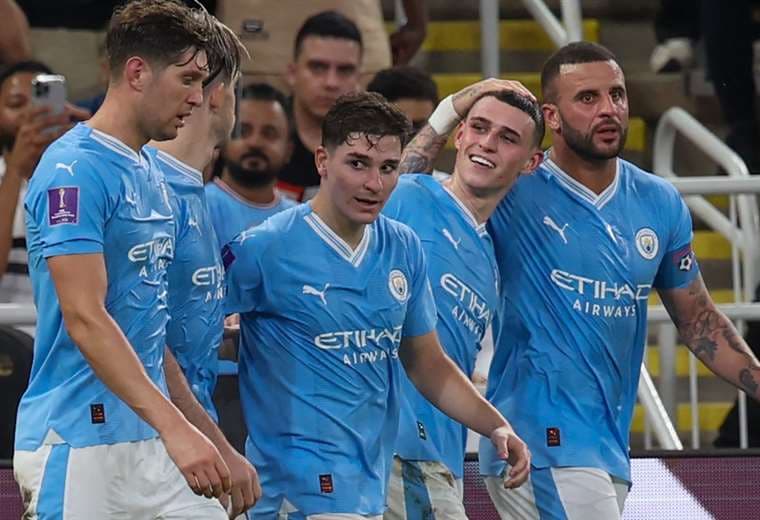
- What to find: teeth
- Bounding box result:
[471,155,495,168]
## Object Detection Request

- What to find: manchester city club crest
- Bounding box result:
[635,227,659,260]
[388,269,409,303]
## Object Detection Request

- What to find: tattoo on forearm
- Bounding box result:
[674,277,760,399]
[398,125,449,174]
[692,337,718,362]
[740,368,759,394]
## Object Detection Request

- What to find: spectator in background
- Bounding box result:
[276,11,363,202]
[0,61,88,304]
[0,0,31,66]
[206,83,297,249]
[367,65,438,136]
[217,0,427,89]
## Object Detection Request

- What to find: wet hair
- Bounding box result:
[0,61,53,90]
[294,10,363,59]
[367,66,438,105]
[540,41,619,103]
[322,91,411,150]
[106,0,221,78]
[466,90,545,147]
[203,19,248,87]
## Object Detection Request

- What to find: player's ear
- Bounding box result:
[542,102,560,133]
[124,56,149,92]
[315,146,329,179]
[207,81,226,111]
[453,120,466,151]
[521,149,544,176]
[286,62,297,90]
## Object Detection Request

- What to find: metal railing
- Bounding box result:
[478,0,583,77]
[651,107,760,449]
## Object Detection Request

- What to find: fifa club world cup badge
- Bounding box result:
[48,187,79,225]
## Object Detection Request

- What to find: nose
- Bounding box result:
[598,93,616,116]
[188,84,204,107]
[324,67,340,90]
[479,129,498,152]
[364,168,383,193]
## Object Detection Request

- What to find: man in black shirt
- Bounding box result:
[277,11,362,201]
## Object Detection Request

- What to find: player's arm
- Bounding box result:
[164,346,260,516]
[48,253,232,499]
[398,78,537,174]
[659,275,760,400]
[400,332,530,488]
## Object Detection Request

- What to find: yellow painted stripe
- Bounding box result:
[705,194,729,209]
[631,402,732,432]
[692,231,732,260]
[649,288,735,306]
[645,345,712,377]
[386,20,600,52]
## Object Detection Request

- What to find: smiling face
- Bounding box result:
[139,48,208,141]
[544,60,629,161]
[315,133,402,226]
[453,95,541,195]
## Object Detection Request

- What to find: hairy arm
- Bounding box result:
[401,331,530,487]
[659,275,760,399]
[397,124,449,174]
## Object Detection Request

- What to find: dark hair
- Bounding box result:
[204,19,248,87]
[322,92,411,150]
[0,61,53,90]
[240,83,289,110]
[106,0,221,78]
[467,90,545,147]
[367,66,438,105]
[294,11,363,59]
[541,41,619,102]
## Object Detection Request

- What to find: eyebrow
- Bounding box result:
[469,116,522,140]
[346,152,372,161]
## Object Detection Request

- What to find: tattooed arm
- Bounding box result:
[398,77,538,175]
[659,275,760,399]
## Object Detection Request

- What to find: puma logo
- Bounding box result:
[543,216,569,244]
[302,283,330,305]
[55,160,77,176]
[442,228,461,250]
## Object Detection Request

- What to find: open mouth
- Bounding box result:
[470,154,496,169]
[354,196,381,210]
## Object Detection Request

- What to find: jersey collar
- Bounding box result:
[303,209,371,268]
[441,184,488,236]
[155,150,203,186]
[89,127,145,166]
[544,151,620,210]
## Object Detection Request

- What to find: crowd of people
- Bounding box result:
[2,1,760,520]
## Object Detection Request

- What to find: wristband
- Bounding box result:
[428,95,461,135]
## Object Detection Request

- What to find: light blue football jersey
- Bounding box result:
[204,177,297,249]
[223,203,438,517]
[17,123,174,451]
[479,154,700,483]
[150,149,224,421]
[383,174,498,479]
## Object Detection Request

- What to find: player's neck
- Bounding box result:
[444,174,503,224]
[87,93,149,153]
[293,99,323,152]
[310,191,365,249]
[550,141,617,195]
[150,132,215,174]
[220,171,278,205]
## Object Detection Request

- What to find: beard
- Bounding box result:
[225,150,279,188]
[560,115,627,161]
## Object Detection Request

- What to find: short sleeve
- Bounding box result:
[654,193,700,290]
[25,154,110,258]
[222,226,265,315]
[401,229,438,338]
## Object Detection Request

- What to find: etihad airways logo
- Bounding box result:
[314,325,402,350]
[440,273,491,337]
[128,237,173,278]
[550,269,651,300]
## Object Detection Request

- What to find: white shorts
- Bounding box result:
[384,456,467,520]
[271,499,382,520]
[484,466,628,520]
[14,436,227,519]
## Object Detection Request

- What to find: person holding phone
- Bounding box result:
[0,61,89,304]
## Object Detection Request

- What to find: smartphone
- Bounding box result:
[31,74,67,116]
